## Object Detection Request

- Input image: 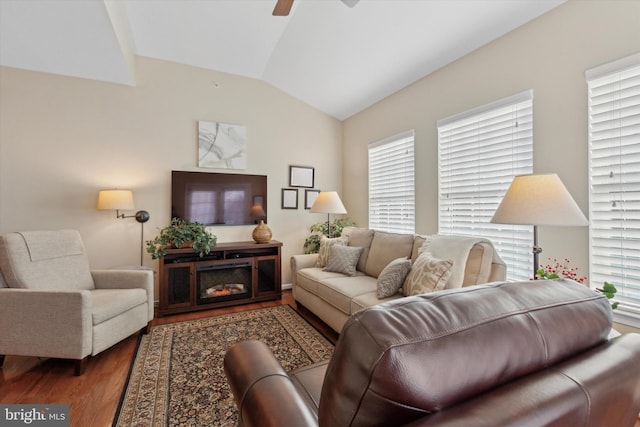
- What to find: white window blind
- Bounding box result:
[368,130,415,234]
[587,53,640,327]
[438,90,533,281]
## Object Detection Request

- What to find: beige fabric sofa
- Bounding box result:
[0,229,154,375]
[291,227,506,333]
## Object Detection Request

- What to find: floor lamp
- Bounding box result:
[490,174,588,278]
[310,191,347,237]
[98,189,150,266]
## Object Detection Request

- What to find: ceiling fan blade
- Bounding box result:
[273,0,294,16]
[341,0,360,8]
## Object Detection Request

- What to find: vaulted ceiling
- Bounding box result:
[0,0,566,120]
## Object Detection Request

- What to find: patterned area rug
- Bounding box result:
[114,305,334,426]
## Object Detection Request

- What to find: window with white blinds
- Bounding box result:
[438,90,533,281]
[587,53,640,327]
[368,130,415,234]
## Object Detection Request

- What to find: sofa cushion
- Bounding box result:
[376,257,411,298]
[341,227,375,272]
[463,242,494,286]
[411,235,428,263]
[403,251,453,296]
[352,291,404,313]
[316,275,378,315]
[420,234,499,289]
[316,236,348,268]
[91,288,148,325]
[0,230,95,291]
[323,245,363,277]
[297,268,348,296]
[364,231,414,278]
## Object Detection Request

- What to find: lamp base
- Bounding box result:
[252,220,272,244]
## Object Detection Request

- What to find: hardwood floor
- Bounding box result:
[1,292,638,427]
[0,291,336,427]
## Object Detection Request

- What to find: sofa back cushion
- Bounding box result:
[341,227,375,272]
[0,230,95,290]
[364,231,414,278]
[412,235,503,288]
[318,279,612,427]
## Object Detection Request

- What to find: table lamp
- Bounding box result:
[310,191,347,237]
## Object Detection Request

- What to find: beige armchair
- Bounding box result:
[0,229,154,375]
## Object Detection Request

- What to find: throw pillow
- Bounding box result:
[316,235,349,268]
[323,245,363,276]
[376,257,411,299]
[403,251,454,296]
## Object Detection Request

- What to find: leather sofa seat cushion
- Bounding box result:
[341,227,375,272]
[91,288,148,325]
[364,231,414,278]
[315,275,378,315]
[318,279,612,427]
[289,361,330,413]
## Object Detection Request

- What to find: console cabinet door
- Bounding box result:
[255,255,281,298]
[162,263,194,310]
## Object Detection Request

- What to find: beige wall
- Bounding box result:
[1,0,639,325]
[343,0,640,291]
[0,57,342,295]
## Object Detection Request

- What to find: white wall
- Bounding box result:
[342,0,640,288]
[0,57,342,296]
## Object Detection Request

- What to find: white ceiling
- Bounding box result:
[0,0,566,120]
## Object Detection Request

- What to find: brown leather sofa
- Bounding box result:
[224,279,640,427]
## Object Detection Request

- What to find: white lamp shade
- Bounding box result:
[490,174,588,226]
[310,191,347,214]
[97,190,135,211]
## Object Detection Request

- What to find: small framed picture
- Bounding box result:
[289,165,315,188]
[281,188,298,209]
[305,189,320,210]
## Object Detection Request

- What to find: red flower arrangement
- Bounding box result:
[535,257,618,309]
[535,257,587,283]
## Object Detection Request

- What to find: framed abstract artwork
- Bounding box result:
[198,121,247,169]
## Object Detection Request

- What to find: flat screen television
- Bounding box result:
[171,171,267,226]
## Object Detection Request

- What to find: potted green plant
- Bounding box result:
[146,218,217,259]
[303,218,355,254]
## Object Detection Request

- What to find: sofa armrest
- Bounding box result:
[92,269,154,321]
[0,288,92,359]
[224,340,317,427]
[290,254,318,288]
